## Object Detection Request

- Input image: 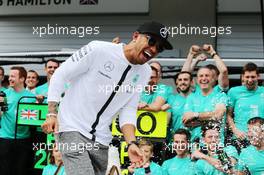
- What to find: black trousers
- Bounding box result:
[0,138,33,175]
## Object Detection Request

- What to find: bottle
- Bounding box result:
[217,149,232,172]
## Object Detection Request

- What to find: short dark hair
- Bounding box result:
[174,128,191,142]
[45,58,60,67]
[10,66,27,81]
[205,64,219,76]
[247,117,264,126]
[0,66,4,75]
[27,70,39,80]
[176,71,193,81]
[201,121,221,137]
[242,62,259,75]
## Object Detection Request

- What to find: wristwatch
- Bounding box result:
[127,141,139,149]
[211,52,217,58]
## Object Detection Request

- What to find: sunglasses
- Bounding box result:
[145,35,164,53]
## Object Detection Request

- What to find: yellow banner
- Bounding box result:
[112,111,167,138]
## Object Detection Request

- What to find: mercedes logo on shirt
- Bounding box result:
[104,61,115,72]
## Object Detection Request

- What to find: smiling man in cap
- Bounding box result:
[42,21,172,175]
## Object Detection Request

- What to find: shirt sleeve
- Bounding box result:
[227,88,236,108]
[156,84,171,102]
[48,41,98,102]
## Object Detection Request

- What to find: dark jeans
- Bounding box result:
[0,138,33,175]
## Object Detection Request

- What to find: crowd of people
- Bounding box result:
[0,21,263,175]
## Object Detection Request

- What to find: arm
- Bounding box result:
[203,44,229,89]
[183,103,226,124]
[119,70,151,166]
[42,101,59,133]
[227,107,246,140]
[139,96,166,112]
[47,42,96,102]
[198,103,226,121]
[181,45,201,72]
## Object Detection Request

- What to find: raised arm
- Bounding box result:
[203,44,229,89]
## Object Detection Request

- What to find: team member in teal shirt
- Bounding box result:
[0,67,36,175]
[192,121,238,175]
[36,59,60,102]
[183,67,227,143]
[181,44,229,94]
[149,60,174,100]
[227,63,264,144]
[128,139,162,175]
[236,117,264,175]
[162,129,196,175]
[166,71,193,143]
[139,62,173,112]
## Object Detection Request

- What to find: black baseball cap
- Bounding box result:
[137,21,173,50]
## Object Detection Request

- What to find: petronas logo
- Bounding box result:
[132,74,140,84]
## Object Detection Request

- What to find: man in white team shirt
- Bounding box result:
[42,21,173,175]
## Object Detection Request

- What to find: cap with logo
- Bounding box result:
[137,21,173,50]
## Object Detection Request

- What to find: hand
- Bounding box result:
[233,128,247,140]
[202,44,216,55]
[191,150,206,160]
[138,102,148,110]
[195,53,207,62]
[128,164,136,173]
[128,144,144,168]
[182,112,195,124]
[41,115,58,134]
[189,45,201,55]
[36,95,45,103]
[161,104,170,111]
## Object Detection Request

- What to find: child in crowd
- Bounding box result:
[42,143,65,175]
[128,139,162,175]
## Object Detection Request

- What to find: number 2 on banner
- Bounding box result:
[34,149,47,169]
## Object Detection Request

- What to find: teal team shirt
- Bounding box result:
[167,93,189,142]
[140,83,173,104]
[0,88,35,139]
[237,145,264,175]
[196,146,238,175]
[42,164,66,175]
[133,162,162,175]
[162,156,196,175]
[228,86,264,133]
[195,84,229,94]
[184,90,228,142]
[36,82,49,97]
